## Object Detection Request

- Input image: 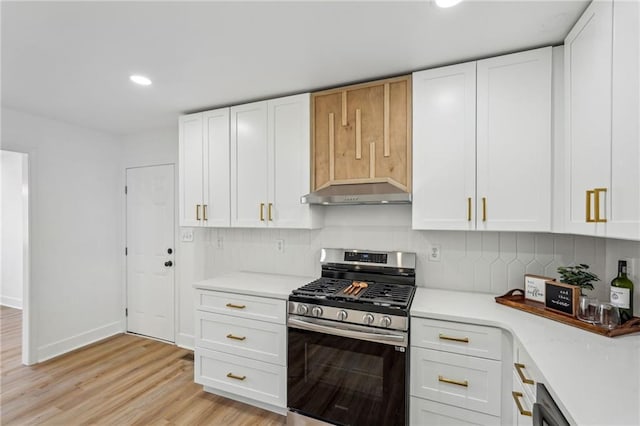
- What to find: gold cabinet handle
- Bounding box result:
[226,334,246,341]
[226,372,246,381]
[467,198,472,222]
[586,190,595,222]
[196,204,201,221]
[268,203,273,221]
[512,391,532,417]
[438,375,468,387]
[225,303,246,309]
[594,188,607,222]
[439,333,469,343]
[203,204,208,221]
[260,203,265,221]
[482,197,487,222]
[514,363,534,385]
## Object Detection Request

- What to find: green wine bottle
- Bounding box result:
[610,260,635,323]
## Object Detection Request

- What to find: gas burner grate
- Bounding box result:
[292,278,350,297]
[358,283,415,307]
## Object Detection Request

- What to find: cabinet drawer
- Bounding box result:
[195,311,285,365]
[410,347,501,416]
[195,347,286,408]
[411,318,502,360]
[196,289,286,324]
[410,397,501,426]
[512,371,534,426]
[514,344,542,401]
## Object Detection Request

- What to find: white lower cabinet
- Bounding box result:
[511,371,534,426]
[410,318,503,425]
[195,347,286,408]
[411,347,501,416]
[410,397,502,426]
[194,289,287,414]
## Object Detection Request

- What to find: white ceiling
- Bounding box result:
[1,1,588,137]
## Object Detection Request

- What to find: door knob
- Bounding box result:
[164,260,173,267]
[167,248,173,254]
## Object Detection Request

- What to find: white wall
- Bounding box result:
[1,150,27,308]
[122,126,207,349]
[1,107,124,362]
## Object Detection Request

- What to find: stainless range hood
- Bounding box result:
[300,181,412,205]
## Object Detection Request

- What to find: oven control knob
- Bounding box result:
[363,313,375,325]
[297,304,309,315]
[337,310,348,321]
[311,306,323,317]
[380,316,392,328]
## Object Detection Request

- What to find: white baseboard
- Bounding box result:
[37,320,124,363]
[176,332,194,351]
[1,295,23,309]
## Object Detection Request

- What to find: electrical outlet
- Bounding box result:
[181,229,194,242]
[217,236,224,249]
[429,245,441,262]
[276,239,285,253]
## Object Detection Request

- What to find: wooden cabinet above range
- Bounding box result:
[311,75,412,193]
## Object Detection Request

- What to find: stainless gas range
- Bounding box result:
[287,248,416,426]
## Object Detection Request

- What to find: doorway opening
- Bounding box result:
[0,149,31,364]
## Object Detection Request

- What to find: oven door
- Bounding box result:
[287,316,407,426]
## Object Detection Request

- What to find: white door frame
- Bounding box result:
[124,164,176,342]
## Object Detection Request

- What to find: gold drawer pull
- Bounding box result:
[439,333,469,343]
[226,334,246,341]
[467,197,472,221]
[514,363,534,385]
[203,204,208,221]
[586,190,595,222]
[226,372,246,381]
[512,391,532,417]
[594,187,607,223]
[482,197,487,222]
[438,375,468,387]
[259,203,265,221]
[196,204,201,221]
[268,203,273,221]
[225,303,246,309]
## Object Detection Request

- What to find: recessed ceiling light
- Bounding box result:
[130,75,152,86]
[435,0,463,8]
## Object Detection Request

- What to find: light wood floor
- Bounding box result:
[0,306,285,425]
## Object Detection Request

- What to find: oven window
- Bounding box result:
[307,344,384,400]
[288,328,406,426]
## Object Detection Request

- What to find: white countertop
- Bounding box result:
[411,288,640,426]
[194,271,314,300]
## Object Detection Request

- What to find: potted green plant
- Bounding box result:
[557,264,600,295]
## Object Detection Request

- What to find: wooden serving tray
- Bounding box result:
[496,289,640,338]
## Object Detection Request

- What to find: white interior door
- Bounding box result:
[126,165,175,342]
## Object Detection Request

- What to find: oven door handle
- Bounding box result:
[288,316,407,347]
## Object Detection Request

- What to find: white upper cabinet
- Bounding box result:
[476,47,552,232]
[609,0,640,240]
[179,109,230,227]
[203,109,231,227]
[413,47,552,232]
[564,0,639,240]
[268,94,319,228]
[231,93,320,229]
[230,101,269,228]
[412,62,477,230]
[179,113,204,227]
[564,0,613,237]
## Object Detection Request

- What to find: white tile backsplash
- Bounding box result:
[205,205,640,315]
